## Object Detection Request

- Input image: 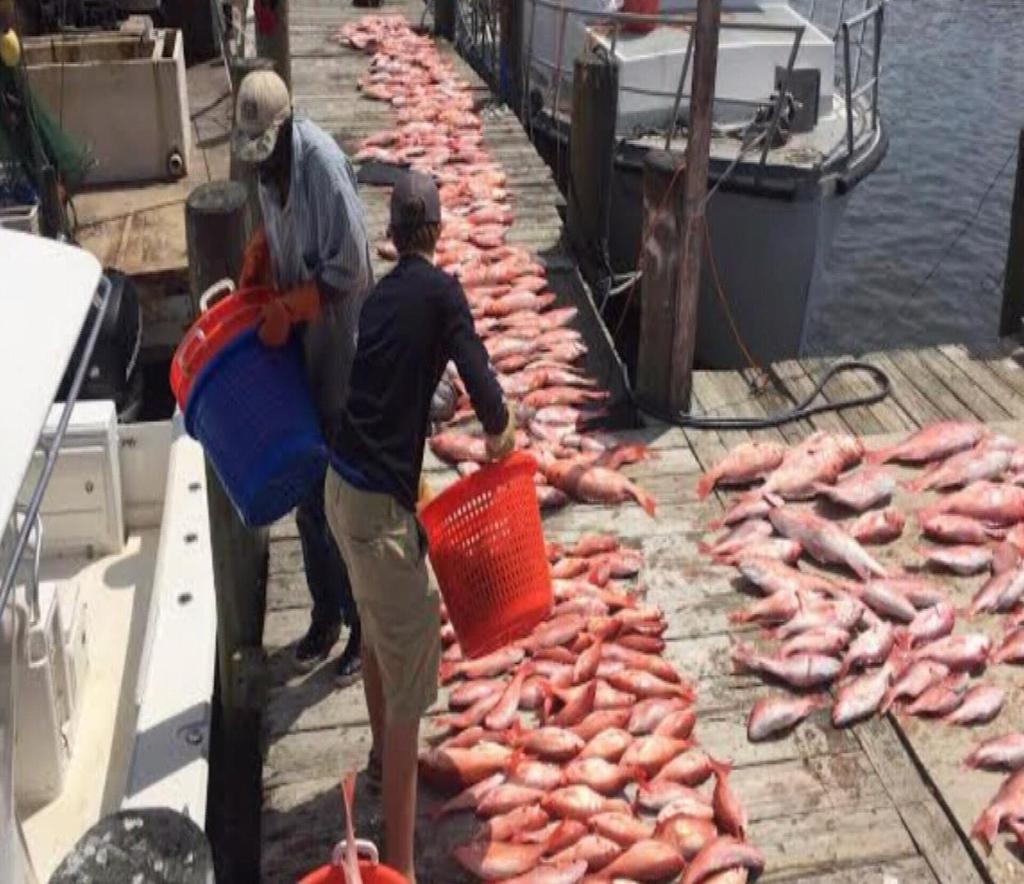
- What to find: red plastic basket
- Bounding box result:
[622,0,659,33]
[169,285,275,411]
[419,452,553,659]
[298,840,408,884]
[298,864,407,884]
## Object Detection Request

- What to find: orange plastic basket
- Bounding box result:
[420,452,553,659]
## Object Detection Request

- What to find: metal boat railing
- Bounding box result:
[0,275,113,624]
[451,0,884,168]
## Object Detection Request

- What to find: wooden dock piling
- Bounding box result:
[567,51,618,282]
[499,0,524,115]
[186,180,268,882]
[671,0,722,413]
[256,0,292,88]
[433,0,455,40]
[636,150,687,414]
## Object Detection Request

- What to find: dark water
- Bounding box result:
[795,0,1024,355]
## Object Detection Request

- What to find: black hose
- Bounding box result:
[637,360,892,430]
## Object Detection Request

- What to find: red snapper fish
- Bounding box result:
[918,544,993,575]
[866,421,987,465]
[881,660,949,714]
[769,506,887,578]
[756,433,864,500]
[430,430,488,464]
[964,733,1024,771]
[912,632,991,670]
[710,758,746,838]
[813,466,896,512]
[499,861,589,884]
[848,506,906,545]
[698,519,773,558]
[549,834,623,872]
[832,662,893,727]
[695,440,787,499]
[453,823,567,878]
[715,538,803,566]
[969,567,1024,617]
[735,556,840,597]
[919,512,1002,545]
[419,742,515,791]
[732,643,841,688]
[972,769,1024,852]
[682,836,766,884]
[594,838,686,881]
[541,457,657,516]
[541,785,631,821]
[943,684,1004,726]
[590,812,655,847]
[905,442,1012,492]
[746,692,826,741]
[992,628,1024,664]
[920,481,1024,526]
[900,602,956,646]
[654,815,718,861]
[903,673,970,717]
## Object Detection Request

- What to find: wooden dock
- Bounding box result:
[257,1,1024,880]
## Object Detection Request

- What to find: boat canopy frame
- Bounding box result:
[0,274,113,622]
[453,0,885,169]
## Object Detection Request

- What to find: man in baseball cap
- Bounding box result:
[325,171,513,882]
[231,69,373,682]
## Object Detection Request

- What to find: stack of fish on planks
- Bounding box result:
[335,15,656,517]
[696,421,1024,857]
[424,532,764,883]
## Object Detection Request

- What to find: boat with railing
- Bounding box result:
[453,0,887,369]
[0,229,216,882]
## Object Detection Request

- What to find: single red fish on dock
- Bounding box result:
[813,465,896,511]
[769,506,887,578]
[746,692,826,741]
[695,441,787,500]
[848,506,906,545]
[866,421,987,465]
[965,733,1024,771]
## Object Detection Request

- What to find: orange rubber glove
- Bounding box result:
[238,228,272,290]
[258,281,322,347]
[417,475,434,512]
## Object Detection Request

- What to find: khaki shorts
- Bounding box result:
[324,468,440,721]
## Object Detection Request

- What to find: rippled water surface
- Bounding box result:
[796,0,1024,355]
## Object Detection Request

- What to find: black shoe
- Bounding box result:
[294,620,341,671]
[334,632,363,684]
[366,748,383,792]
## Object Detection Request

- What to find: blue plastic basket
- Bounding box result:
[184,328,327,526]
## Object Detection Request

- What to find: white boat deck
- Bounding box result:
[21,530,159,881]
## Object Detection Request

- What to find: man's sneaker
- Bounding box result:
[334,627,363,685]
[365,748,382,792]
[294,620,341,671]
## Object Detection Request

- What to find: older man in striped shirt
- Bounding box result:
[233,69,372,680]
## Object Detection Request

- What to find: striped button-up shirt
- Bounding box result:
[259,117,373,430]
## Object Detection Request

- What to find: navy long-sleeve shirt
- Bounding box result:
[330,254,508,511]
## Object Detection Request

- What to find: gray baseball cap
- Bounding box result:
[390,171,441,230]
[232,70,291,163]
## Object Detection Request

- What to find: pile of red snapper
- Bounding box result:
[697,421,1024,857]
[423,532,764,882]
[336,16,656,517]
